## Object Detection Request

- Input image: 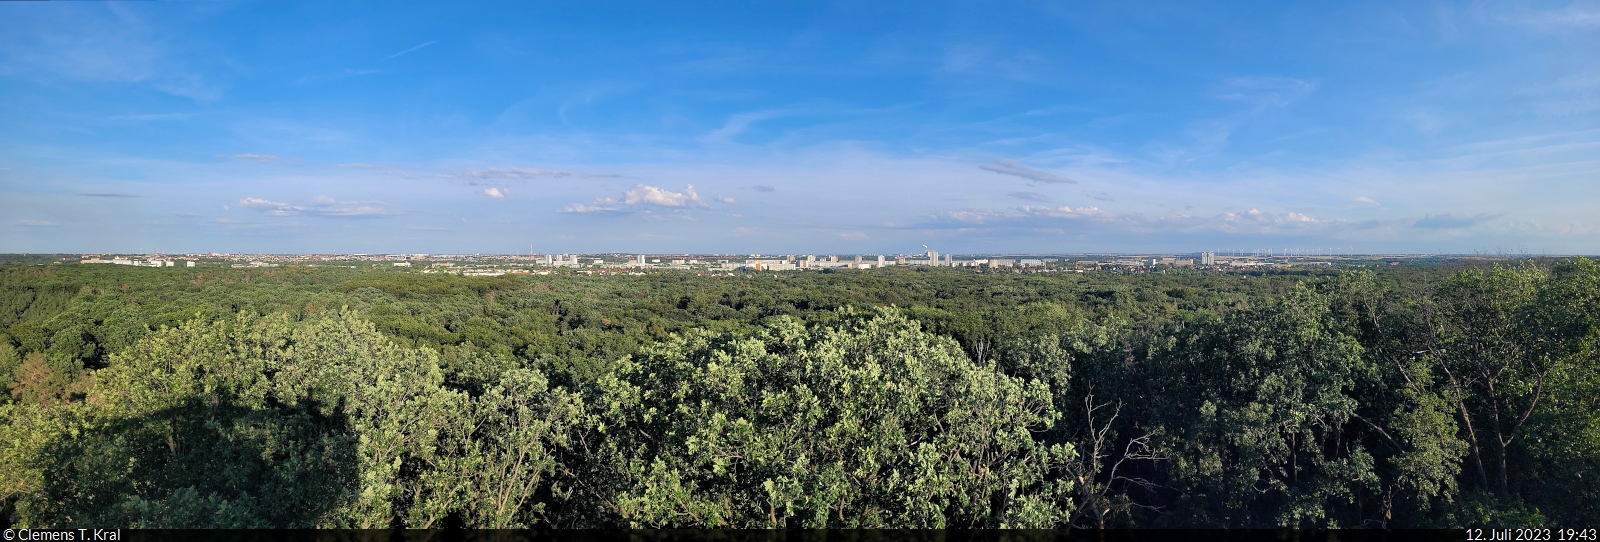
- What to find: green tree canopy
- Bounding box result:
[582,308,1076,528]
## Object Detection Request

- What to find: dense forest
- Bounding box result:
[0,259,1596,528]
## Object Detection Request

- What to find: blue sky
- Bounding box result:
[2,1,1597,255]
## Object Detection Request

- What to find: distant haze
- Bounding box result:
[1,1,1596,254]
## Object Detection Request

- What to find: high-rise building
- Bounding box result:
[877,255,885,266]
[637,254,646,265]
[1200,252,1216,266]
[928,250,939,264]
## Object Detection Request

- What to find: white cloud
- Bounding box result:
[239,197,292,210]
[483,187,505,198]
[18,219,58,227]
[1353,196,1381,206]
[1019,205,1113,219]
[560,184,709,214]
[980,159,1075,184]
[561,203,622,213]
[716,195,737,204]
[1215,208,1320,226]
[623,184,706,207]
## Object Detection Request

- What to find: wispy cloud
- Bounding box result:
[336,163,382,169]
[296,69,386,85]
[1007,191,1050,202]
[215,217,303,230]
[981,159,1075,184]
[1408,111,1450,137]
[1413,213,1501,229]
[1211,76,1317,110]
[0,8,223,100]
[437,167,572,179]
[18,219,58,227]
[233,154,287,163]
[1017,205,1114,220]
[700,111,782,144]
[561,203,625,214]
[1353,196,1381,206]
[926,206,1341,236]
[1491,3,1600,30]
[239,195,397,218]
[750,185,776,192]
[383,40,438,60]
[107,113,193,121]
[78,191,140,198]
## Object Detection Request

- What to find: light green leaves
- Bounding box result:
[594,308,1075,528]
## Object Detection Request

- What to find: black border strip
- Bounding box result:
[15,529,1472,542]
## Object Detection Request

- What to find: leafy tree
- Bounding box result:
[0,306,594,528]
[1512,258,1600,523]
[1145,284,1379,527]
[0,342,16,403]
[406,369,584,528]
[582,308,1076,527]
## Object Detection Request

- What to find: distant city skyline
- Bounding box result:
[2,1,1597,254]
